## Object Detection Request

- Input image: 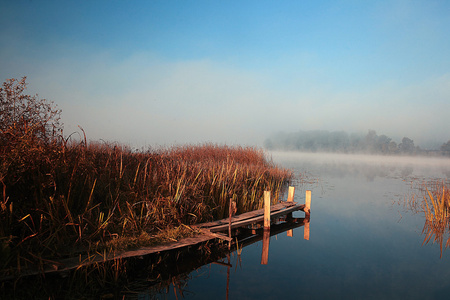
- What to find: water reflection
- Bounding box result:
[278,152,450,258]
[142,216,310,299]
[274,152,450,299]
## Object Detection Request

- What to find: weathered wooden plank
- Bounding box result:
[198,202,305,232]
[197,201,302,229]
[197,228,233,242]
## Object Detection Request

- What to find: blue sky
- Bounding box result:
[1,0,449,148]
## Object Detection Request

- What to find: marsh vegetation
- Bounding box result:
[0,78,292,283]
[405,180,450,257]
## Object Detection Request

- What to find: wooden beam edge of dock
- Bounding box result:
[195,201,305,233]
[197,201,300,228]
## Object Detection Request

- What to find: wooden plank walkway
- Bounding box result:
[195,201,305,232]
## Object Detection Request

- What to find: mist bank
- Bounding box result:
[264,130,450,156]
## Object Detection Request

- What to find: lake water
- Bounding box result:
[145,152,450,300]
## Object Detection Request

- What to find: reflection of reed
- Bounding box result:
[422,219,447,258]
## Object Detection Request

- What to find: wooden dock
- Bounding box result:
[1,187,311,281]
[196,201,305,233]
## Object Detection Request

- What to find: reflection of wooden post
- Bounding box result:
[264,191,271,229]
[226,253,230,300]
[305,190,311,216]
[287,186,295,237]
[261,229,270,265]
[287,227,293,237]
[304,219,310,240]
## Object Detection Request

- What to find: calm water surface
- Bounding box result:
[148,152,450,299]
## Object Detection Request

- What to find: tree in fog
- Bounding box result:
[377,135,392,154]
[441,140,450,156]
[398,137,415,154]
[388,141,399,154]
[364,130,378,153]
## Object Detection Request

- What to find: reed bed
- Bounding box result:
[0,139,292,276]
[401,179,450,257]
[418,180,450,257]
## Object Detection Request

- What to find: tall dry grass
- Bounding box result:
[1,140,292,275]
[420,180,450,257]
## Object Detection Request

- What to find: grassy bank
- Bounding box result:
[1,139,292,276]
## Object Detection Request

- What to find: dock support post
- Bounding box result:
[228,199,236,249]
[304,190,311,240]
[264,191,271,229]
[305,190,311,216]
[287,186,295,237]
[287,186,295,202]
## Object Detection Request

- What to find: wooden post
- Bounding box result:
[228,200,236,249]
[264,191,271,229]
[228,200,232,239]
[305,190,311,216]
[287,186,295,202]
[261,229,270,265]
[287,186,295,237]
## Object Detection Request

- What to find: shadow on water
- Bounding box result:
[1,216,310,299]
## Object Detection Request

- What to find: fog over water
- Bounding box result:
[269,151,450,181]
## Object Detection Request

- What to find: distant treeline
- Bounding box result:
[264,130,450,156]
